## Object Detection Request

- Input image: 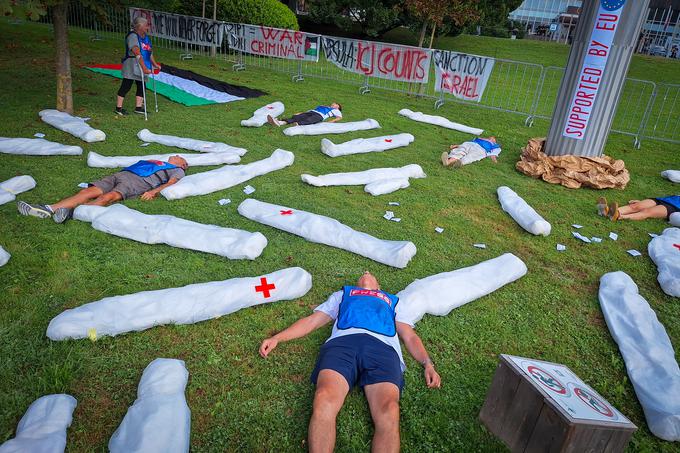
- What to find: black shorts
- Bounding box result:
[310,334,404,393]
[654,197,680,217]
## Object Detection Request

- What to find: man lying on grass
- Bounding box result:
[598,195,679,221]
[17,156,188,224]
[260,271,440,452]
[267,102,343,128]
[441,136,501,168]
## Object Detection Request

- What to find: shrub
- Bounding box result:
[220,0,299,30]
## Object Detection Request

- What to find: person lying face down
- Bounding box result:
[441,136,501,168]
[259,270,441,452]
[17,156,188,224]
[597,195,680,221]
[267,102,343,128]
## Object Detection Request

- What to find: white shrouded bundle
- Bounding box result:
[283,119,380,136]
[47,267,312,340]
[87,151,240,168]
[497,186,551,236]
[598,271,680,441]
[0,246,9,267]
[671,213,680,227]
[39,109,106,143]
[0,394,77,453]
[73,204,267,260]
[137,129,247,155]
[238,198,417,268]
[398,108,483,135]
[301,164,426,196]
[662,170,680,183]
[0,175,36,205]
[161,149,294,200]
[0,137,82,156]
[648,227,680,297]
[241,101,285,127]
[396,253,527,325]
[109,359,190,453]
[320,133,414,157]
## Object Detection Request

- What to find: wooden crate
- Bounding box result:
[479,354,636,453]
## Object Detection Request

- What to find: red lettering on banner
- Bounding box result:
[357,42,375,76]
[441,72,480,99]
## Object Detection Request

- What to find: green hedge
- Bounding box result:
[221,0,299,30]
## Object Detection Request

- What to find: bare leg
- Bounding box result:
[618,199,657,215]
[116,95,125,108]
[619,205,668,220]
[365,382,401,453]
[50,186,103,210]
[86,191,123,207]
[309,369,349,453]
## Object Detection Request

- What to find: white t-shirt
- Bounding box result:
[314,290,413,371]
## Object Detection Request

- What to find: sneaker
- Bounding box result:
[17,201,53,218]
[608,201,620,221]
[134,106,146,115]
[267,115,280,127]
[53,207,74,224]
[597,196,609,216]
[441,151,450,167]
[114,107,128,116]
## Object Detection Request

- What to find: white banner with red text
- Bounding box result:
[227,24,320,62]
[129,8,224,46]
[322,37,432,84]
[433,50,495,102]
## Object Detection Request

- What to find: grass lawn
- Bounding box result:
[0,20,679,452]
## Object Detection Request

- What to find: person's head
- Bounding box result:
[331,102,342,111]
[169,155,188,170]
[133,16,149,34]
[357,271,380,290]
[488,136,497,143]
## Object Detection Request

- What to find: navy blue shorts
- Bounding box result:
[655,196,680,217]
[310,334,404,392]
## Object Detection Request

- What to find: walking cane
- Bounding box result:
[137,59,148,121]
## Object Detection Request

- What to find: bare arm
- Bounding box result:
[449,144,459,150]
[130,46,151,74]
[140,177,178,201]
[259,311,332,358]
[397,322,441,388]
[490,156,498,163]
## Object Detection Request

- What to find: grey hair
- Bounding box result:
[132,16,148,29]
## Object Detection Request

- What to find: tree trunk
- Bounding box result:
[427,21,437,48]
[417,21,427,48]
[53,0,73,114]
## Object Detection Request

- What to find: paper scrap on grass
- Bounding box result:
[384,211,394,220]
[473,243,487,249]
[435,227,444,234]
[391,218,401,223]
[557,244,566,251]
[609,232,618,241]
[389,202,400,206]
[591,237,603,243]
[77,182,89,188]
[572,224,583,229]
[573,232,592,243]
[218,198,231,206]
[628,249,642,257]
[243,185,255,195]
[140,142,150,147]
[34,133,45,138]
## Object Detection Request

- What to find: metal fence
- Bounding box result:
[15,2,680,148]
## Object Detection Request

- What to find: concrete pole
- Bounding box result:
[544,0,650,157]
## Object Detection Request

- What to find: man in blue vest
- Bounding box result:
[17,156,188,223]
[259,271,441,452]
[267,102,343,127]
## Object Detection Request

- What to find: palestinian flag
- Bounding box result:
[85,64,266,106]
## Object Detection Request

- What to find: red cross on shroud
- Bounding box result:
[280,210,293,215]
[267,106,274,109]
[384,139,393,142]
[673,243,680,251]
[255,277,276,298]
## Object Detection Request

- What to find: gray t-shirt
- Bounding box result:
[122,33,145,81]
[140,167,185,188]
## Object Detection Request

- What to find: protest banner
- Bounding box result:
[323,37,431,83]
[433,50,495,102]
[129,8,224,46]
[227,24,320,62]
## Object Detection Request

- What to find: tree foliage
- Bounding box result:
[403,0,479,46]
[308,0,402,37]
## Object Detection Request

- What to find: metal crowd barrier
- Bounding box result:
[17,2,679,149]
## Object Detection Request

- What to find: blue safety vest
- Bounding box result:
[122,160,177,178]
[473,138,501,153]
[336,286,399,337]
[122,31,153,72]
[312,106,335,117]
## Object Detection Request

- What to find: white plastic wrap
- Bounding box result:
[161,149,294,200]
[497,186,551,236]
[0,175,36,205]
[137,129,247,155]
[87,151,240,168]
[648,227,680,297]
[241,101,285,127]
[598,271,680,441]
[301,164,425,196]
[0,394,77,453]
[0,246,9,267]
[396,253,527,325]
[39,109,106,143]
[109,359,190,453]
[283,119,380,136]
[398,108,483,135]
[661,170,680,183]
[671,212,680,227]
[73,204,266,260]
[47,267,312,340]
[238,198,417,268]
[320,133,414,157]
[0,138,82,156]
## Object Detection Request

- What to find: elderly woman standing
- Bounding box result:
[115,16,161,116]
